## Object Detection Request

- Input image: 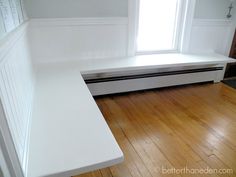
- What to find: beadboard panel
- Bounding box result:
[189,19,232,55]
[0,142,11,177]
[29,18,128,63]
[0,23,34,175]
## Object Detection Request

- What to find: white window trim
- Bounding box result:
[127,0,196,56]
[137,49,179,55]
[127,0,140,56]
[180,0,197,53]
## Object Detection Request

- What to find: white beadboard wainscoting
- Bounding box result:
[29,18,128,63]
[0,22,35,177]
[189,19,233,55]
[28,17,234,65]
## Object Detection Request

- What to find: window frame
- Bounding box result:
[136,0,184,55]
[127,0,196,56]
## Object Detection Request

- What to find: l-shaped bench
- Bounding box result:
[78,53,235,95]
[0,25,126,177]
[27,53,234,177]
[27,63,124,177]
[1,23,235,177]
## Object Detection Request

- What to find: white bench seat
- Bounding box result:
[77,53,235,75]
[76,53,235,96]
[27,53,234,177]
[27,63,123,177]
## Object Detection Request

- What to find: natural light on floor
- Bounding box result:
[137,0,180,52]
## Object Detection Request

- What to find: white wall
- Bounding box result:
[194,0,235,19]
[188,0,235,55]
[189,19,232,55]
[24,0,129,63]
[24,0,128,18]
[24,0,234,19]
[0,23,35,176]
[26,0,236,62]
[29,18,128,63]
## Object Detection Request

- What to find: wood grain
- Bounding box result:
[75,83,236,177]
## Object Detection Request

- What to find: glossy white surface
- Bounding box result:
[27,63,123,177]
[27,53,234,177]
[78,53,235,74]
[29,18,128,63]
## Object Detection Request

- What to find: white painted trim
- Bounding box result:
[128,0,188,55]
[0,21,34,177]
[21,99,33,177]
[127,0,140,56]
[173,0,187,52]
[0,101,24,177]
[0,22,28,65]
[226,24,236,56]
[137,50,178,55]
[0,143,11,177]
[215,63,227,82]
[29,17,128,27]
[192,19,232,27]
[180,0,196,53]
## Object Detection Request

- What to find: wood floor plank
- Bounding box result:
[75,83,236,177]
[103,98,174,177]
[162,86,236,172]
[114,95,200,168]
[99,168,113,177]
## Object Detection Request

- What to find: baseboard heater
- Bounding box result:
[83,66,225,96]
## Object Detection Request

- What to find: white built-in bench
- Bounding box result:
[27,63,124,177]
[78,53,234,74]
[77,53,235,96]
[0,24,235,177]
[27,53,235,176]
[0,25,123,177]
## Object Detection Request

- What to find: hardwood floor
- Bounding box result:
[75,83,236,177]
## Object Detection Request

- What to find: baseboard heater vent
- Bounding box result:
[85,67,223,84]
[83,66,225,96]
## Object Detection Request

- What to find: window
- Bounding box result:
[136,0,183,53]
